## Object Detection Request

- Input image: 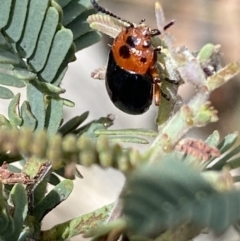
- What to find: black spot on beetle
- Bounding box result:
[140,57,147,63]
[119,45,130,58]
[126,36,138,47]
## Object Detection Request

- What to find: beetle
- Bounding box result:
[91,0,175,115]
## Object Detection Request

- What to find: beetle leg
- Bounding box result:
[149,64,161,83]
[154,84,172,105]
[148,64,162,105]
[154,82,160,106]
[148,47,162,82]
[154,46,162,53]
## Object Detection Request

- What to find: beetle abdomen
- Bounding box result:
[106,51,153,115]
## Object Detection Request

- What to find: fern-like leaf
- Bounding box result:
[122,158,240,238]
[0,0,101,131]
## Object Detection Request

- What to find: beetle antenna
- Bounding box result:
[150,19,175,37]
[163,20,175,31]
[90,0,134,27]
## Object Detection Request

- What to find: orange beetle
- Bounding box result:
[91,0,174,115]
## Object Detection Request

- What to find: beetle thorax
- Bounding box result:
[111,25,156,75]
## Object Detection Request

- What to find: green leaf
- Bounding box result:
[62,97,75,107]
[0,184,10,233]
[0,0,12,29]
[6,184,28,240]
[0,201,9,233]
[49,43,76,85]
[0,215,14,238]
[41,203,114,241]
[18,215,41,241]
[0,114,11,128]
[206,132,239,170]
[27,81,46,131]
[122,157,240,238]
[32,81,66,95]
[84,219,126,240]
[23,159,51,210]
[39,28,73,82]
[154,52,180,125]
[0,63,13,70]
[66,9,96,40]
[107,136,149,144]
[94,128,157,137]
[33,176,49,207]
[56,0,72,8]
[74,31,101,51]
[0,72,25,87]
[226,157,240,170]
[197,43,215,63]
[4,0,29,42]
[0,86,14,99]
[209,145,240,171]
[49,173,61,186]
[62,0,92,26]
[0,33,7,46]
[45,98,63,136]
[0,50,21,65]
[50,1,63,23]
[20,101,37,131]
[58,111,89,135]
[0,33,11,50]
[51,66,68,86]
[33,179,74,221]
[22,157,44,178]
[18,227,33,241]
[13,67,37,81]
[28,7,60,72]
[205,130,220,147]
[74,116,114,135]
[18,0,49,58]
[8,93,23,126]
[205,132,238,169]
[8,164,21,173]
[218,132,238,153]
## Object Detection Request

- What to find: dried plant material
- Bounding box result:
[0,162,35,185]
[27,161,52,213]
[176,138,220,162]
[31,161,52,189]
[206,61,240,91]
[0,161,51,186]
